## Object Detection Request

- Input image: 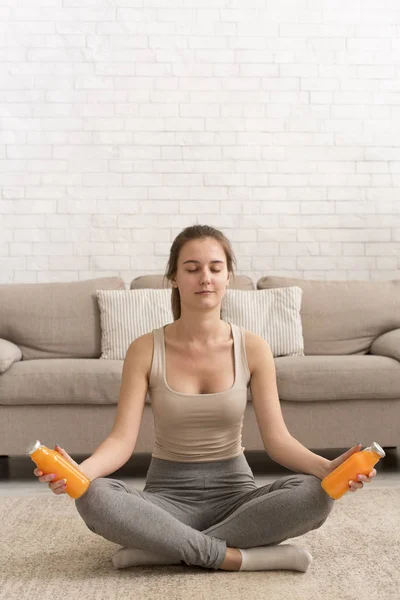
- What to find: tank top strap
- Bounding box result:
[230,322,251,387]
[149,326,164,390]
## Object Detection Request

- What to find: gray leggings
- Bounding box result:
[75,453,334,570]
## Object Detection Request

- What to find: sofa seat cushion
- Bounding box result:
[0,359,123,405]
[275,355,400,401]
[0,358,251,406]
[2,355,398,407]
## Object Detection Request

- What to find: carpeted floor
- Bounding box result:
[1,489,399,600]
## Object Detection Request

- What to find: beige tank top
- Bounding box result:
[149,322,251,462]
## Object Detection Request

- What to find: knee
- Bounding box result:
[74,478,110,529]
[304,475,335,527]
[75,477,104,506]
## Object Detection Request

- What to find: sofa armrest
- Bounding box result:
[0,339,22,374]
[370,329,400,362]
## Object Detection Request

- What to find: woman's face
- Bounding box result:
[172,238,230,310]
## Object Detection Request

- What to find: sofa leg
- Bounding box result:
[0,455,9,478]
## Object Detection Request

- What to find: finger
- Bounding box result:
[56,481,67,494]
[52,484,66,495]
[55,444,69,458]
[349,480,363,490]
[55,444,69,457]
[55,445,75,464]
[50,479,67,493]
[357,474,373,483]
[341,443,362,462]
[350,443,362,453]
[41,473,57,483]
[51,478,66,488]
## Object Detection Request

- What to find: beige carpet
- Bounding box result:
[1,489,399,600]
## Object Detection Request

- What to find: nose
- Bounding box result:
[199,269,212,285]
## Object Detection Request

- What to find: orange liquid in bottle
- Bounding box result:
[321,442,385,500]
[27,440,90,499]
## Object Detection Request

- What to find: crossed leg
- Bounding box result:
[201,473,334,572]
[202,473,334,547]
[75,473,334,572]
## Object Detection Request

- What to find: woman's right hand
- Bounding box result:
[33,445,79,495]
[34,467,68,495]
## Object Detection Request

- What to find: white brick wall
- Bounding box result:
[1,0,399,286]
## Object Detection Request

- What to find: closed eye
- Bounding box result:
[187,269,222,273]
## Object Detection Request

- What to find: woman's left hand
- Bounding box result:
[329,443,377,493]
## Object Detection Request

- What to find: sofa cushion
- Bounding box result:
[221,287,304,357]
[97,289,174,360]
[0,339,22,374]
[0,358,252,406]
[0,359,124,405]
[274,355,400,401]
[257,276,400,355]
[130,273,255,290]
[2,354,398,407]
[370,329,400,362]
[0,277,125,359]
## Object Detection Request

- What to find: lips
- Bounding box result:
[196,291,213,294]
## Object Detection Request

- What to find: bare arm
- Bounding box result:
[79,437,137,481]
[248,333,331,480]
[79,335,151,481]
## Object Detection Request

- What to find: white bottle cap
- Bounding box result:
[364,442,385,458]
[26,440,42,455]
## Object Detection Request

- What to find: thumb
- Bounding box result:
[351,442,363,453]
[331,443,362,469]
[54,444,74,464]
[343,442,362,461]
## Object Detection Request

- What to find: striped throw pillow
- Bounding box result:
[97,289,173,360]
[221,287,304,357]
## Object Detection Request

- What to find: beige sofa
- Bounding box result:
[0,275,399,459]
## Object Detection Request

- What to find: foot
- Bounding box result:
[238,544,313,572]
[112,547,181,569]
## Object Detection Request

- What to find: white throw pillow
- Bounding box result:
[96,289,174,360]
[221,287,304,357]
[0,338,22,373]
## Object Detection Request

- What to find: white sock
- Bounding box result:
[112,547,181,569]
[238,544,313,572]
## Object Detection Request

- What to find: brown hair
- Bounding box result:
[162,224,237,321]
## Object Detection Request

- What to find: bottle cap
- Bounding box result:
[26,440,42,456]
[364,442,386,458]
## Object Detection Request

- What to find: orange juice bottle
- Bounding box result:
[26,440,90,499]
[321,442,385,500]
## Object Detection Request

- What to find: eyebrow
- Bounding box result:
[182,260,225,265]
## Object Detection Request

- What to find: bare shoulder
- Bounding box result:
[125,331,154,378]
[243,329,273,374]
